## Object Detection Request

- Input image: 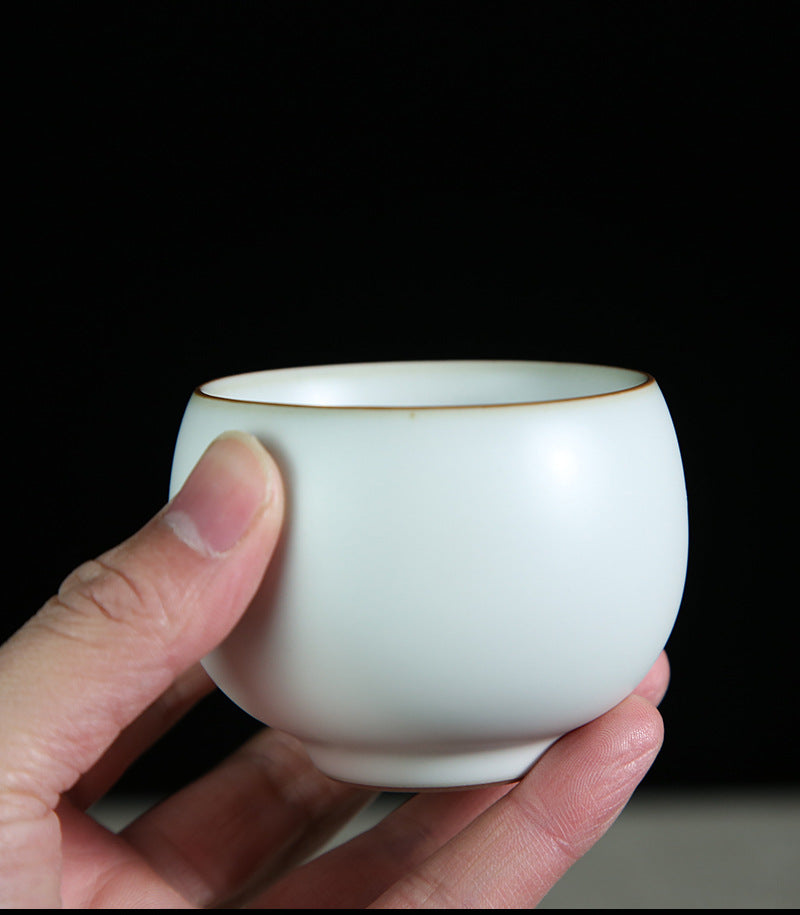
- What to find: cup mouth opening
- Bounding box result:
[196,360,654,410]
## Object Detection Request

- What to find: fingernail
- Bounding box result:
[163,431,274,556]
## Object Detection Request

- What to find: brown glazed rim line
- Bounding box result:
[194,360,656,411]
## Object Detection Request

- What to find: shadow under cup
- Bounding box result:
[170,361,688,790]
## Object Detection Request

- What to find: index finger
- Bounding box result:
[370,694,664,909]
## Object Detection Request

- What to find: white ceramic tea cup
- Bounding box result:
[170,360,688,790]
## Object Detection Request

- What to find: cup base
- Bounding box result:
[303,736,560,792]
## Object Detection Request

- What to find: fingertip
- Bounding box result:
[218,430,285,505]
[163,431,284,557]
[633,650,671,706]
[536,692,664,796]
[623,692,665,754]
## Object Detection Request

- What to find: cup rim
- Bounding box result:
[195,359,655,410]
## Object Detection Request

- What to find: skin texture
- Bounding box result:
[0,432,669,908]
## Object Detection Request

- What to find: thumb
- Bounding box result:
[0,430,284,809]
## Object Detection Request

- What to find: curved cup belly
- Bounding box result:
[171,369,687,789]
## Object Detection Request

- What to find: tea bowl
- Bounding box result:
[169,360,688,790]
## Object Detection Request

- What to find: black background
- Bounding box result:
[7,2,795,796]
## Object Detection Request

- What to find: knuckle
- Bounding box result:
[394,871,457,909]
[242,730,342,825]
[57,558,107,595]
[508,790,586,865]
[52,556,170,643]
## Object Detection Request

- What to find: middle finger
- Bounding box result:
[120,726,375,908]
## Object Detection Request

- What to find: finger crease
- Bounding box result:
[505,789,585,866]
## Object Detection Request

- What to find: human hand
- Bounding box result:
[0,431,668,908]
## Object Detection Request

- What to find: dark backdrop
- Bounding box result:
[7,2,794,795]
